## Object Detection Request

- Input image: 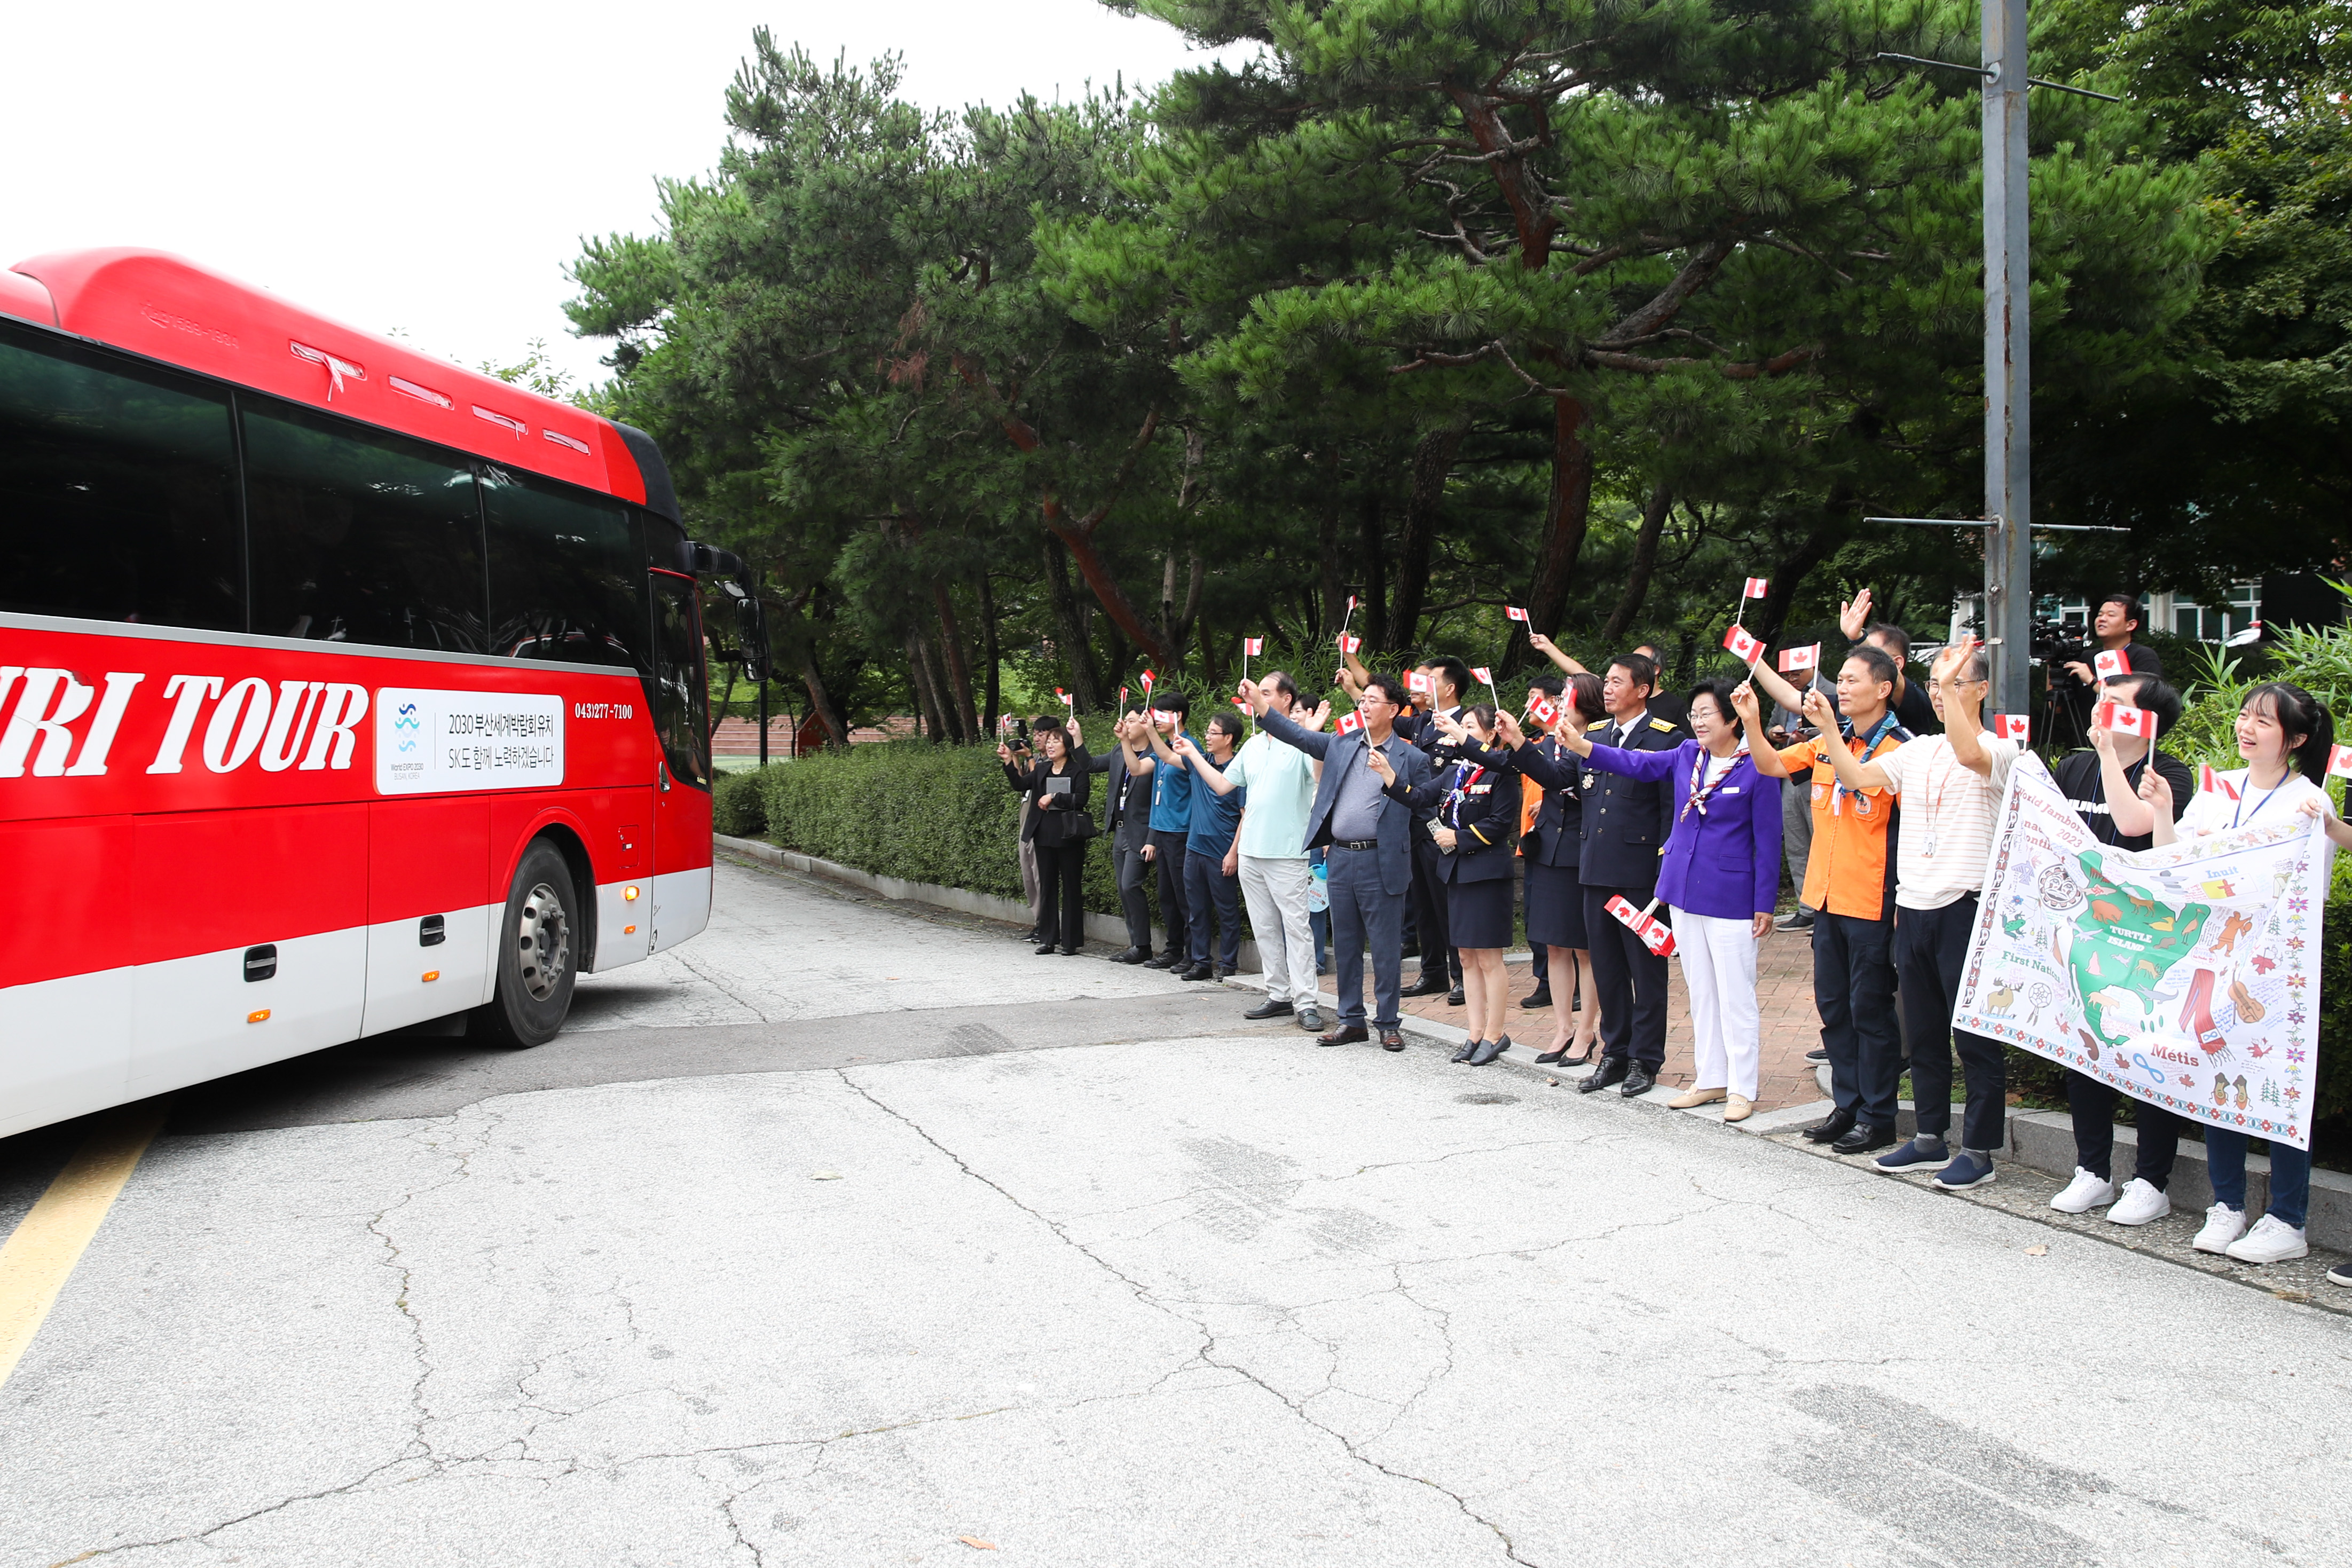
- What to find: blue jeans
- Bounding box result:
[1815,910,1900,1127]
[1185,849,1241,971]
[2206,1131,2312,1230]
[1326,844,1404,1028]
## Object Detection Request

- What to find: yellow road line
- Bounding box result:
[0,1106,168,1389]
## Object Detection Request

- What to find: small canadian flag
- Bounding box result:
[1472,666,1492,684]
[1347,595,1358,611]
[1777,643,1820,673]
[2199,764,2240,798]
[1527,693,1560,727]
[1336,710,1364,735]
[2094,648,2128,680]
[1505,605,1529,623]
[2329,744,2352,778]
[1242,636,1264,656]
[1119,686,1129,707]
[2094,700,2155,738]
[1056,687,1073,707]
[1742,576,1769,598]
[1140,669,1155,690]
[1993,714,2030,741]
[1723,624,1764,661]
[1605,895,1677,958]
[1407,671,1433,694]
[1234,697,1250,710]
[1338,634,1362,653]
[1152,708,1174,723]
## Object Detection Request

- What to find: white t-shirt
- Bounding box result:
[2175,767,2325,838]
[1874,734,2022,909]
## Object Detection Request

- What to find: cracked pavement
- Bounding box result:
[3,861,2347,1566]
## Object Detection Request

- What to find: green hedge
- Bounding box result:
[746,726,1151,925]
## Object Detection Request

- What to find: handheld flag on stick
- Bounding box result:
[1406,671,1433,695]
[1473,665,1496,706]
[1140,669,1155,694]
[1742,577,1769,599]
[1505,605,1529,623]
[2199,765,2240,799]
[2329,744,2352,778]
[1993,713,2030,742]
[1338,634,1362,654]
[1722,624,1764,663]
[1335,709,1364,735]
[1338,594,1359,643]
[2094,700,2156,739]
[1526,692,1560,729]
[1055,687,1072,708]
[1242,636,1264,656]
[1604,895,1677,958]
[1777,643,1820,673]
[2093,649,2128,680]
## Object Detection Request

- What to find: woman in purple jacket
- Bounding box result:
[1541,679,1782,1121]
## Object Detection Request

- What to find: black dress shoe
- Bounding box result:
[1521,986,1553,1010]
[1319,1025,1371,1047]
[1296,1008,1324,1031]
[1179,963,1215,982]
[1445,986,1467,1007]
[1243,999,1295,1020]
[1144,954,1178,970]
[1034,943,1058,956]
[1579,1057,1630,1094]
[1110,947,1150,965]
[1534,1044,1568,1065]
[1803,1108,1857,1144]
[1832,1123,1897,1156]
[1401,974,1450,998]
[1450,1038,1480,1064]
[1620,1062,1657,1097]
[1019,928,1044,943]
[1805,1047,1829,1062]
[1468,1035,1511,1066]
[1060,947,1081,956]
[1380,1029,1406,1052]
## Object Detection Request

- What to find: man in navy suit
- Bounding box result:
[1578,651,1688,1097]
[1244,672,1432,1051]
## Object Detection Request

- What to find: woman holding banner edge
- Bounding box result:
[1501,680,1781,1120]
[2145,681,2346,1265]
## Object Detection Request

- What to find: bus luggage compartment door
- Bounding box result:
[0,817,133,1138]
[129,805,368,1094]
[361,797,492,1036]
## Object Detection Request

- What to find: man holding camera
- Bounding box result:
[2060,593,2165,690]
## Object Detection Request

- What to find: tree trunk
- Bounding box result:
[1042,535,1104,711]
[922,632,965,743]
[1199,613,1224,695]
[978,573,1002,738]
[1317,447,1346,639]
[1599,482,1674,649]
[1506,395,1595,672]
[1356,490,1388,652]
[801,657,849,749]
[933,582,979,739]
[904,631,947,742]
[1387,420,1467,654]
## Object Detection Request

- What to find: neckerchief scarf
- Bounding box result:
[1834,710,1907,813]
[1679,742,1750,824]
[1441,759,1486,826]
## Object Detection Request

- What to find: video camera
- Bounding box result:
[2029,618,2094,671]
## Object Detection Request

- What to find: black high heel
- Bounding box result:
[1566,1040,1598,1066]
[1534,1043,1569,1066]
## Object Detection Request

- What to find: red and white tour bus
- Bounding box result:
[0,249,739,1139]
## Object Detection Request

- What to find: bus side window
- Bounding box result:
[648,569,710,791]
[482,466,646,669]
[242,398,487,652]
[0,321,243,631]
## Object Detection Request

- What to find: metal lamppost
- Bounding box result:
[1869,9,2121,724]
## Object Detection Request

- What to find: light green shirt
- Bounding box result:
[1223,729,1318,859]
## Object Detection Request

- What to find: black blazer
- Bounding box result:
[1509,734,1583,870]
[1005,747,1095,847]
[1085,745,1153,839]
[1576,711,1685,888]
[1381,750,1521,884]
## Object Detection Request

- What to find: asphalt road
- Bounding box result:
[2,857,2345,1567]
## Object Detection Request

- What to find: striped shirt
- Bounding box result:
[1874,735,2020,910]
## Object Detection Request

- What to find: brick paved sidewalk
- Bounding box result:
[1310,928,1823,1112]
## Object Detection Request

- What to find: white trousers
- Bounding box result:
[1238,855,1319,1006]
[1673,908,1763,1100]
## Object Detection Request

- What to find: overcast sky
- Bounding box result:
[3,2,1243,388]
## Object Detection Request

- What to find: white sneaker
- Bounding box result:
[2049,1167,2117,1215]
[2192,1203,2247,1254]
[2225,1214,2309,1265]
[2105,1178,2170,1227]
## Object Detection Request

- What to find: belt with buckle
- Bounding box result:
[1333,838,1379,852]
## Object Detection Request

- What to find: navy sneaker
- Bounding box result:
[1875,1136,1948,1172]
[1931,1151,1997,1190]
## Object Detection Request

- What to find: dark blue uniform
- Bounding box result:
[1579,710,1686,1071]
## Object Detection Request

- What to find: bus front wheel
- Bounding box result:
[476,840,578,1049]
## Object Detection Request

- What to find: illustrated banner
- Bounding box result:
[1955,754,2330,1150]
